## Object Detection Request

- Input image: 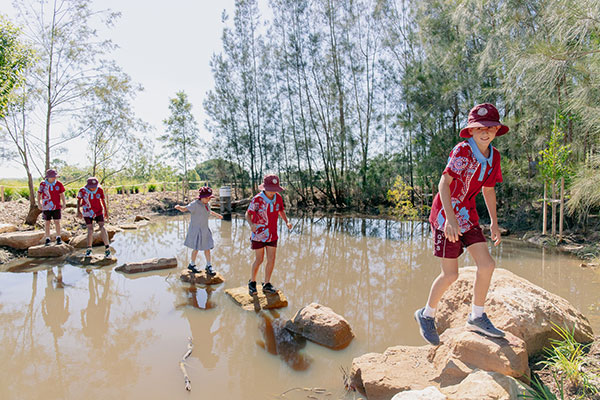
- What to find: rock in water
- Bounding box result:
[436,267,594,355]
[180,269,224,285]
[350,328,529,400]
[0,230,71,250]
[66,253,117,267]
[225,286,288,311]
[28,243,74,258]
[134,215,150,222]
[442,370,532,400]
[70,226,121,248]
[391,387,447,400]
[285,303,354,349]
[119,224,138,230]
[115,257,177,273]
[0,224,18,234]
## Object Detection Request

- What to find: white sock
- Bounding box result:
[206,262,211,267]
[423,304,436,318]
[190,261,196,266]
[471,305,484,319]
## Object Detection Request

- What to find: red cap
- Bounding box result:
[86,177,99,189]
[460,103,509,138]
[259,174,284,192]
[198,186,214,199]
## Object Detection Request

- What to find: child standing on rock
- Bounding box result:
[246,174,292,296]
[37,169,66,246]
[415,103,508,345]
[77,177,111,258]
[175,186,223,276]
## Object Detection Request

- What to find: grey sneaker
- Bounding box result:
[466,313,505,338]
[414,308,440,346]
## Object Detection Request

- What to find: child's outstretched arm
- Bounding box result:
[174,205,189,212]
[279,210,293,230]
[210,210,224,220]
[482,186,501,246]
[439,173,460,243]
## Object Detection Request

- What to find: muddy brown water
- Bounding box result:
[0,215,598,399]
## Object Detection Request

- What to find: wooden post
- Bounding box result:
[559,177,565,241]
[176,181,180,203]
[0,186,4,202]
[143,183,147,194]
[551,179,557,237]
[542,182,547,235]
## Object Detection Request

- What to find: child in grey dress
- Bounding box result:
[175,186,223,275]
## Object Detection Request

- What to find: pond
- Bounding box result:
[0,215,598,399]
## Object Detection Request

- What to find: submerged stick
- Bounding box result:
[180,336,193,391]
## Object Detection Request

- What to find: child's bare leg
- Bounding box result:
[204,250,211,265]
[466,242,495,308]
[425,258,459,314]
[191,250,199,264]
[45,219,51,239]
[98,221,109,246]
[250,248,265,282]
[86,224,94,247]
[54,220,61,238]
[264,246,277,283]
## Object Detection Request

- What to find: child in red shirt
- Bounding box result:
[415,103,508,345]
[245,174,292,295]
[37,169,66,246]
[76,177,111,258]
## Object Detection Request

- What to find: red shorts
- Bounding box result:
[42,209,62,220]
[84,215,104,225]
[251,240,278,250]
[433,225,486,259]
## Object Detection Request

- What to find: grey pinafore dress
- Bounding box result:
[183,200,214,251]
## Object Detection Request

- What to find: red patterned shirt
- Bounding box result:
[38,180,65,211]
[77,187,105,218]
[247,192,285,242]
[429,138,502,233]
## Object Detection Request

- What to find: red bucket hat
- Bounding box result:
[460,103,509,138]
[259,174,284,192]
[198,186,214,199]
[85,177,99,189]
[45,169,58,179]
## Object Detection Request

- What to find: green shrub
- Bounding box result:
[17,188,30,200]
[132,185,139,194]
[148,184,157,192]
[3,187,14,201]
[116,186,124,194]
[65,188,77,198]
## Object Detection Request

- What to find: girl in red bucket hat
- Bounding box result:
[245,174,292,296]
[415,103,509,346]
[175,186,224,276]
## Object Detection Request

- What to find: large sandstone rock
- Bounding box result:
[392,387,447,400]
[442,370,531,400]
[225,286,288,311]
[0,224,18,234]
[134,215,150,222]
[115,257,177,273]
[0,230,71,250]
[70,226,121,248]
[350,328,529,400]
[285,303,354,349]
[436,267,594,355]
[180,269,224,285]
[66,253,117,267]
[119,224,138,230]
[28,243,74,258]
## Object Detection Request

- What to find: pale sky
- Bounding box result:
[0,0,264,179]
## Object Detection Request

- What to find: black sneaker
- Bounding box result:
[56,237,62,245]
[414,308,441,346]
[205,265,216,277]
[104,249,111,258]
[248,280,257,296]
[85,248,92,257]
[45,238,51,246]
[262,282,278,295]
[187,263,201,274]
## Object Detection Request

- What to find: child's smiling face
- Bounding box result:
[469,126,499,148]
[47,177,56,183]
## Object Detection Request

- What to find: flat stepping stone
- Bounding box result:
[28,243,74,258]
[0,230,71,250]
[225,286,288,311]
[66,253,117,267]
[0,223,18,234]
[180,269,225,285]
[115,257,177,274]
[70,226,121,248]
[119,224,138,230]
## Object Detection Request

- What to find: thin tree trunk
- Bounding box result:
[542,182,547,235]
[559,177,564,241]
[551,179,556,237]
